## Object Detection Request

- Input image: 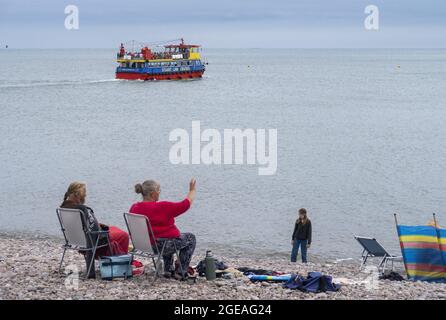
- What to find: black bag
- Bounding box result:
[379,271,404,281]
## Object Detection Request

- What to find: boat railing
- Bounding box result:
[117,52,189,60]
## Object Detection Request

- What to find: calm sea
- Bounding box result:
[1,48,446,260]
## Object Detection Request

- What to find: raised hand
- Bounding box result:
[187,178,197,204]
[189,178,196,192]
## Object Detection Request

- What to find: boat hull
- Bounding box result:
[116,70,204,81]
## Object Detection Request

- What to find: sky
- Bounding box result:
[0,0,445,48]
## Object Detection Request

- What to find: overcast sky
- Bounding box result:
[0,0,445,48]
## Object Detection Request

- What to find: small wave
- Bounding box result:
[0,79,119,89]
[333,258,355,263]
[85,79,120,84]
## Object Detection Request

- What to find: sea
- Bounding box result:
[1,48,446,261]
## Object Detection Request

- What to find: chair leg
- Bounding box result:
[58,247,67,274]
[153,241,167,283]
[105,232,112,255]
[360,255,368,270]
[85,236,100,280]
[382,258,388,274]
[378,256,386,274]
[151,257,157,270]
[173,242,184,278]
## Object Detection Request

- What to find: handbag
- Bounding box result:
[99,254,133,280]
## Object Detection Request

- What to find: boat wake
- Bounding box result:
[0,79,120,89]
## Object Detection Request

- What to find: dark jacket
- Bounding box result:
[292,220,312,244]
[60,200,100,234]
[60,200,108,246]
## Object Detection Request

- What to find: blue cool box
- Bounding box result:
[99,254,133,280]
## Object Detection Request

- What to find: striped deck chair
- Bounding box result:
[396,221,446,282]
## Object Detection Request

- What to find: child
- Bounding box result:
[291,208,312,263]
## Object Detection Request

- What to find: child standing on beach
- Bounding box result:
[291,208,312,263]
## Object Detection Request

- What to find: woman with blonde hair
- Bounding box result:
[60,182,129,278]
[291,208,312,263]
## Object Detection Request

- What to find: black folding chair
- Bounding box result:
[354,236,402,273]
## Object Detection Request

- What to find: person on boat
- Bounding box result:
[291,208,312,263]
[129,178,197,279]
[119,43,125,57]
[60,182,129,278]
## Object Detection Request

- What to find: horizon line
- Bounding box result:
[1,47,446,50]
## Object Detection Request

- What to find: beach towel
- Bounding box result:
[237,267,284,276]
[283,272,341,293]
[248,274,292,282]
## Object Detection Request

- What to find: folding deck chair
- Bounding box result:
[123,212,183,281]
[57,208,111,279]
[354,236,403,273]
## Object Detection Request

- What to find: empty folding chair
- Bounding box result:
[354,235,403,273]
[57,208,111,278]
[123,212,183,281]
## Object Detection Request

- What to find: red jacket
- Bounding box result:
[129,198,190,240]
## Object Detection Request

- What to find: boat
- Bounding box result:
[115,38,205,81]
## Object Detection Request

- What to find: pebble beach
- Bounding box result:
[1,233,445,300]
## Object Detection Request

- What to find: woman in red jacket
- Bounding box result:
[130,178,197,279]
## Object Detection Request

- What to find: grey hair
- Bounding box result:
[135,180,159,197]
